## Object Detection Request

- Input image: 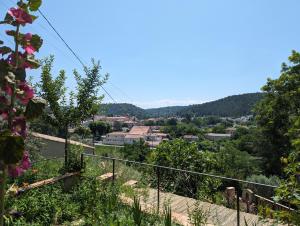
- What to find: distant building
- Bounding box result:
[93,116,139,129]
[205,133,232,141]
[225,127,237,135]
[102,132,127,145]
[103,126,169,147]
[183,135,199,142]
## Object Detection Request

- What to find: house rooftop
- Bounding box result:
[129,126,150,135]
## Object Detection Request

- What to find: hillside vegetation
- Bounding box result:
[180,93,265,117]
[101,93,264,118]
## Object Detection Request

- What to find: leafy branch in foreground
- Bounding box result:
[36,56,108,166]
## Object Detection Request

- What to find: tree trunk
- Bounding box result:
[64,124,69,166]
[92,115,95,155]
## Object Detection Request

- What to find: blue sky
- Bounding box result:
[1,0,300,108]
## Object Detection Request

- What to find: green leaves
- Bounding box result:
[25,97,47,120]
[0,46,12,55]
[26,54,40,68]
[30,34,43,52]
[0,131,24,164]
[28,0,42,12]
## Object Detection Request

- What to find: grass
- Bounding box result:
[5,156,181,226]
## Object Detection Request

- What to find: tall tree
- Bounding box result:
[89,121,111,140]
[254,50,300,175]
[37,56,108,164]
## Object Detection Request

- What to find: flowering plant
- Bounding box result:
[0,0,45,224]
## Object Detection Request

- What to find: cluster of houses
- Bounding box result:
[103,126,169,147]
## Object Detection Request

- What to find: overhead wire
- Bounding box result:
[37,8,120,104]
[3,0,135,109]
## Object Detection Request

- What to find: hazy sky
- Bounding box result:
[1,0,300,108]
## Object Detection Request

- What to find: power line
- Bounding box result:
[37,8,119,104]
[37,9,86,68]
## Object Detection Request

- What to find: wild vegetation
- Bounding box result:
[0,0,299,225]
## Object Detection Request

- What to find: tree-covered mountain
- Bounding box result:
[145,106,186,117]
[100,103,147,119]
[178,93,265,117]
[100,93,264,118]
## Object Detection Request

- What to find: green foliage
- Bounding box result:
[24,97,47,120]
[0,131,24,164]
[122,139,151,162]
[211,123,226,133]
[179,93,264,117]
[74,126,91,139]
[254,51,300,175]
[245,174,280,198]
[101,93,264,118]
[36,56,107,163]
[197,177,222,203]
[215,141,261,179]
[102,103,146,119]
[89,120,111,140]
[163,205,172,226]
[162,123,200,138]
[148,139,218,196]
[187,202,209,226]
[60,145,84,173]
[132,196,142,226]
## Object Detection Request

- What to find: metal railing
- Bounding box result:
[81,153,294,226]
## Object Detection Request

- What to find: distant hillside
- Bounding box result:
[145,106,186,118]
[100,93,265,118]
[178,93,264,117]
[100,103,146,119]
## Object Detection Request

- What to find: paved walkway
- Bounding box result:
[128,188,285,226]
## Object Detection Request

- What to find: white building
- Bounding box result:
[102,126,168,147]
[183,135,199,142]
[102,132,127,145]
[205,133,232,141]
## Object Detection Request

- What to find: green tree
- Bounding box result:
[122,139,150,162]
[255,50,300,175]
[148,139,218,197]
[74,126,91,139]
[89,121,111,140]
[37,56,108,165]
[274,116,300,224]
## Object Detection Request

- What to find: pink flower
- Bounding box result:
[25,45,35,54]
[23,33,36,54]
[8,152,31,178]
[24,33,32,41]
[8,165,24,177]
[8,7,32,25]
[16,82,34,104]
[13,117,27,137]
[0,111,8,120]
[21,151,31,170]
[4,85,13,96]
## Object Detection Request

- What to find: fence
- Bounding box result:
[81,153,294,226]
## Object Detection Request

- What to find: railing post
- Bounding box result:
[112,158,115,183]
[236,187,240,226]
[156,167,160,212]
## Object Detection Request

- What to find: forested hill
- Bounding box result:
[178,93,265,117]
[100,103,146,119]
[100,93,265,118]
[145,106,186,117]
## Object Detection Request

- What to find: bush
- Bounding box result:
[245,174,281,198]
